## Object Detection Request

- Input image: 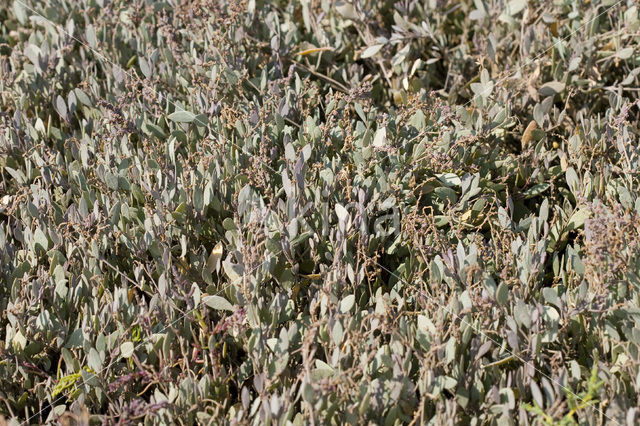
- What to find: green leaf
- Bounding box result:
[88,348,102,371]
[445,337,456,365]
[332,321,344,344]
[12,331,27,350]
[74,88,92,107]
[616,47,634,60]
[496,282,509,306]
[565,167,580,195]
[13,0,28,25]
[538,81,565,96]
[514,301,531,329]
[354,103,367,122]
[339,294,355,313]
[336,2,358,20]
[542,288,560,309]
[301,382,315,403]
[522,183,550,199]
[65,329,84,348]
[505,0,527,16]
[168,110,196,123]
[144,121,167,140]
[335,203,349,223]
[567,208,589,231]
[193,113,209,127]
[34,228,50,251]
[311,360,334,380]
[361,44,384,59]
[222,261,244,282]
[139,56,152,79]
[222,218,237,230]
[437,173,461,187]
[55,95,68,121]
[373,127,386,147]
[120,341,135,358]
[203,295,235,311]
[105,172,119,190]
[85,24,97,48]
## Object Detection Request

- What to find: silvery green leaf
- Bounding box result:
[13,0,28,24]
[567,208,589,231]
[34,228,49,251]
[361,44,383,59]
[565,167,579,195]
[332,321,343,345]
[85,24,97,48]
[65,329,84,348]
[335,203,348,223]
[616,47,634,60]
[437,173,461,187]
[120,341,135,358]
[223,260,244,283]
[88,347,102,370]
[538,81,565,96]
[55,95,68,121]
[302,382,315,403]
[335,2,358,20]
[168,110,196,123]
[139,56,152,78]
[373,127,386,147]
[444,337,456,365]
[339,294,355,313]
[496,282,509,306]
[203,295,235,311]
[505,0,527,16]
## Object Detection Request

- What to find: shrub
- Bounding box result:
[0,0,639,424]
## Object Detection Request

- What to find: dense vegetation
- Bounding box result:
[1,0,639,424]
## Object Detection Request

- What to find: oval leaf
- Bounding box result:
[120,341,135,358]
[373,127,386,147]
[616,47,634,60]
[335,203,349,223]
[340,294,355,313]
[203,295,235,311]
[55,95,68,121]
[336,2,358,20]
[168,110,196,123]
[496,282,509,306]
[538,81,565,96]
[361,44,383,59]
